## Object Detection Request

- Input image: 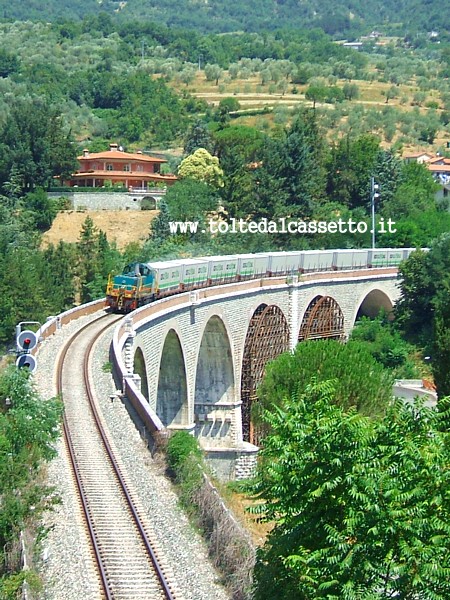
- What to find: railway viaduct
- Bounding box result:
[112,267,400,480]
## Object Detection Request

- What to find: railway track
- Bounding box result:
[56,311,180,600]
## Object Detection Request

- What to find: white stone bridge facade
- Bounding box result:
[112,268,400,479]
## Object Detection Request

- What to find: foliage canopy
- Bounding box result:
[256,339,393,420]
[249,380,450,599]
[0,368,62,592]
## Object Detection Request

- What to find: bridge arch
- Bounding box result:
[133,346,149,401]
[240,304,290,445]
[298,295,345,342]
[354,288,394,323]
[156,329,188,427]
[194,315,235,441]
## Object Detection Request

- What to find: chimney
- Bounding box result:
[109,143,118,151]
[83,148,89,157]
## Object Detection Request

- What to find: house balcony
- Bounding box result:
[127,186,167,195]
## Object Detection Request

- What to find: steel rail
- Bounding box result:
[57,311,175,600]
[57,314,114,598]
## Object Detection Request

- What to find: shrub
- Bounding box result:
[166,430,202,473]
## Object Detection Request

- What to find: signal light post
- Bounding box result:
[370,177,380,250]
[15,321,41,373]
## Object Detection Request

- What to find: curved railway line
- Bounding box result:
[56,311,181,600]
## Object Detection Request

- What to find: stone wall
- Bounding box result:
[48,191,162,211]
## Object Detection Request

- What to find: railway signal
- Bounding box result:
[16,330,38,352]
[15,353,37,373]
[15,321,41,372]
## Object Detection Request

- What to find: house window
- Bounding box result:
[106,164,113,171]
[136,165,143,172]
[123,164,131,172]
[153,164,160,174]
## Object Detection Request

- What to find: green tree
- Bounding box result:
[165,178,218,222]
[395,247,434,345]
[214,125,265,218]
[342,82,359,100]
[0,248,51,345]
[204,63,223,85]
[77,216,100,301]
[0,99,77,194]
[150,199,171,245]
[382,161,439,219]
[178,148,224,188]
[0,368,62,589]
[76,218,121,302]
[305,83,328,109]
[433,287,450,399]
[160,178,218,244]
[372,149,402,210]
[257,339,393,421]
[41,241,77,312]
[0,48,20,78]
[326,134,381,210]
[250,381,450,600]
[183,119,214,156]
[275,109,327,217]
[23,188,58,232]
[215,97,241,125]
[350,312,418,377]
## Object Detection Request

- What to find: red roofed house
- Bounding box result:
[402,151,435,164]
[66,143,177,190]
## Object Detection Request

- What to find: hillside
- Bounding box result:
[0,0,448,36]
[42,210,157,250]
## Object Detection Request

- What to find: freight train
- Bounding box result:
[105,248,414,313]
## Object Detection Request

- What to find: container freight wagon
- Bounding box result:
[180,258,209,288]
[332,249,370,270]
[267,252,304,275]
[299,250,334,272]
[368,248,411,267]
[206,256,239,283]
[237,254,270,278]
[106,248,417,313]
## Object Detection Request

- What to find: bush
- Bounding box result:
[350,312,419,378]
[166,430,202,473]
[165,430,255,599]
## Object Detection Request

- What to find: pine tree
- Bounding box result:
[277,109,327,217]
[77,216,100,303]
[183,119,214,156]
[150,200,171,245]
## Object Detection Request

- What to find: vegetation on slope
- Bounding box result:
[0,0,448,37]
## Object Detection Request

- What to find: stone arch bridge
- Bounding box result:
[112,268,399,479]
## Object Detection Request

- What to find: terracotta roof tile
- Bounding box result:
[77,150,166,163]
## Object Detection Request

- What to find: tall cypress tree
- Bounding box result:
[433,287,450,400]
[276,109,327,217]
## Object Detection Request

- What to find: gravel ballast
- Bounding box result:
[35,311,231,600]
